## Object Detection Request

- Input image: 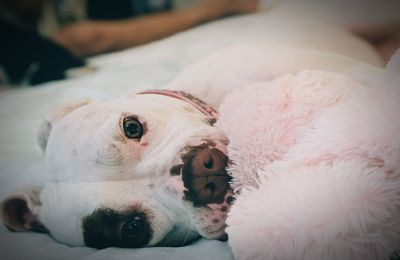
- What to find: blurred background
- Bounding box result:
[0,0,399,86]
[0,0,259,85]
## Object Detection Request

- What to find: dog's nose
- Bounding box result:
[182,148,231,206]
[192,148,226,175]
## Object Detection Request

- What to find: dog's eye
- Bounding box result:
[123,117,143,139]
[121,215,144,240]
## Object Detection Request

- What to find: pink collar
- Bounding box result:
[138,90,219,119]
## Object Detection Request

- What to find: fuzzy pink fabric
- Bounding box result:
[216,54,400,259]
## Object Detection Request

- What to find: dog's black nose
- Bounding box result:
[192,148,226,175]
[182,147,231,206]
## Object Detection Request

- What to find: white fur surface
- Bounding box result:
[217,63,400,259]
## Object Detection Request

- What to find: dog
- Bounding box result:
[1,92,235,248]
[0,2,394,250]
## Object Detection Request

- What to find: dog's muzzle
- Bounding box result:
[182,147,231,207]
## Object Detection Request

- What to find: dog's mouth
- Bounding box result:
[180,145,232,207]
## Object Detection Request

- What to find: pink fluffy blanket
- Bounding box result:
[216,52,400,260]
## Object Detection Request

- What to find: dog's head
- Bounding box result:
[0,92,233,248]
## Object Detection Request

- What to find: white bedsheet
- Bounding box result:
[0,2,383,259]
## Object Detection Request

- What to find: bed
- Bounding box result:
[0,1,396,259]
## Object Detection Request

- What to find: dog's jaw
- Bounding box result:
[186,189,234,241]
[169,138,233,240]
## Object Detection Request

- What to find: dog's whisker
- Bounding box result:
[182,228,192,246]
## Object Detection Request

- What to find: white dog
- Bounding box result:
[0,0,395,253]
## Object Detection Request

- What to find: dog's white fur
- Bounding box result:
[11,94,231,246]
[0,1,394,252]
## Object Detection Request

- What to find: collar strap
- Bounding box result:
[138,90,219,119]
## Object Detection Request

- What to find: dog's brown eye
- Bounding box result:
[121,215,144,240]
[123,117,143,139]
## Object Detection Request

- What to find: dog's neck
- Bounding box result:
[138,90,219,119]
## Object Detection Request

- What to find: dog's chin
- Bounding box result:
[193,187,234,242]
[212,230,229,242]
[168,137,233,243]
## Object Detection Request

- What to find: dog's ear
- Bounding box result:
[0,188,46,232]
[37,99,91,153]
